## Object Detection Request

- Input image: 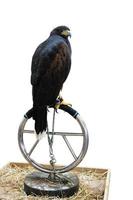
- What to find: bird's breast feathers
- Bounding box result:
[31,35,71,86]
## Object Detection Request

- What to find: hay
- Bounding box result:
[0,163,108,200]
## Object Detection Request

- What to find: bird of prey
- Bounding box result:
[31,26,71,135]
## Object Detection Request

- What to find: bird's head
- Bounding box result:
[50,26,71,39]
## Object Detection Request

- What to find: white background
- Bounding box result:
[0,0,133,199]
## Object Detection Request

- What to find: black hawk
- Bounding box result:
[31,26,71,135]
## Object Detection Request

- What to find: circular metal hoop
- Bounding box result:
[18,105,89,173]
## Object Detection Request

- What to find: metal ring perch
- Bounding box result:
[18,105,89,174]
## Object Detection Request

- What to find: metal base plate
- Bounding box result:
[24,171,79,198]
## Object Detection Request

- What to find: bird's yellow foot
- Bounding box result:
[54,96,72,110]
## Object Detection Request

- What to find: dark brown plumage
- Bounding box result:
[31,26,71,134]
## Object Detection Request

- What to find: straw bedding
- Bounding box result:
[0,163,107,200]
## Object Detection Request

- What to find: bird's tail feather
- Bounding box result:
[33,106,47,134]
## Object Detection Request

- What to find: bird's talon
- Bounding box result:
[54,103,61,110]
[55,109,58,113]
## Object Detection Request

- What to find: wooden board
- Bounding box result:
[0,162,110,200]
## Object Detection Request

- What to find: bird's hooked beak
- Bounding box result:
[61,30,71,38]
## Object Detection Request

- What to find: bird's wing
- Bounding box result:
[31,38,71,86]
[31,41,47,86]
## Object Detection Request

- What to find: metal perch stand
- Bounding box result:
[18,105,89,197]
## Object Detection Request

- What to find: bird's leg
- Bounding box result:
[54,94,72,110]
